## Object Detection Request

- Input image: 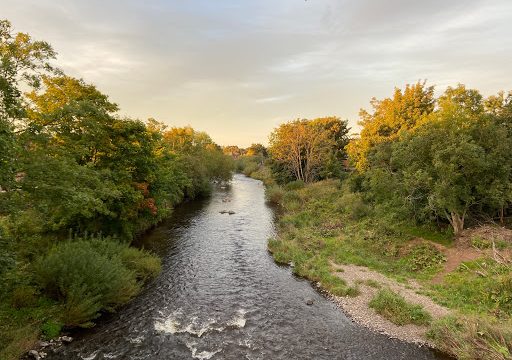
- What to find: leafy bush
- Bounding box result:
[119,247,161,281]
[489,273,512,315]
[266,185,285,205]
[10,286,37,309]
[41,320,62,339]
[402,243,446,272]
[339,192,369,220]
[428,315,512,360]
[242,161,259,176]
[369,288,431,326]
[33,240,141,327]
[284,180,305,191]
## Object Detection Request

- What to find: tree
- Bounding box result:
[269,118,348,183]
[346,81,435,171]
[390,86,512,235]
[0,19,57,190]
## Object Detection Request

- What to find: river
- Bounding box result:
[48,174,445,360]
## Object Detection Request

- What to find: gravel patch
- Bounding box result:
[329,263,450,346]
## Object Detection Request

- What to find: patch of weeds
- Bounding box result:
[428,314,512,360]
[364,279,381,288]
[369,288,431,326]
[402,243,446,273]
[471,236,492,249]
[41,320,62,339]
[429,258,512,317]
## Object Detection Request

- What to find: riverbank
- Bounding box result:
[265,178,512,360]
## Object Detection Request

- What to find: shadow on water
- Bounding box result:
[47,174,451,360]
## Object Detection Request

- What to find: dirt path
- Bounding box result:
[431,247,481,284]
[330,262,450,346]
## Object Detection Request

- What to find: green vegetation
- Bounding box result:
[428,315,512,360]
[369,288,432,326]
[0,19,233,358]
[265,80,512,358]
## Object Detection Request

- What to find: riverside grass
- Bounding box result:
[267,178,512,360]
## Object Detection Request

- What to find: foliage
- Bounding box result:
[350,82,512,235]
[346,81,435,171]
[269,117,349,183]
[265,185,285,205]
[40,320,62,339]
[369,288,432,326]
[0,19,234,357]
[428,315,512,360]
[33,240,142,327]
[400,243,446,273]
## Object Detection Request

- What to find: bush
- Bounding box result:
[10,286,37,309]
[33,240,141,327]
[40,320,62,339]
[266,185,285,205]
[369,288,432,326]
[119,247,161,281]
[428,315,512,360]
[339,192,369,220]
[284,180,305,191]
[402,243,446,272]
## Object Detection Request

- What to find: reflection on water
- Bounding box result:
[47,174,445,359]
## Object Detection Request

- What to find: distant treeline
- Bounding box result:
[0,19,233,358]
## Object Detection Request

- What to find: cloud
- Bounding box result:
[1,0,511,146]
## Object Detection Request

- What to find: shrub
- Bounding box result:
[119,247,161,281]
[489,273,512,315]
[242,162,259,176]
[10,285,37,309]
[369,288,431,326]
[428,315,512,360]
[40,320,62,339]
[266,185,285,205]
[403,243,446,272]
[85,238,161,281]
[33,240,140,327]
[284,180,305,191]
[339,192,369,220]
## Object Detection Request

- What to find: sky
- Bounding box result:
[2,0,512,146]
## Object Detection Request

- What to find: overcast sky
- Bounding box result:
[2,0,512,146]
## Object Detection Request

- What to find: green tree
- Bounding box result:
[347,81,435,171]
[0,19,57,190]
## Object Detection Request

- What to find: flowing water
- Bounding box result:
[48,174,446,360]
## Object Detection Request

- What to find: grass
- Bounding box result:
[269,178,512,359]
[369,288,432,326]
[428,315,512,360]
[0,297,60,360]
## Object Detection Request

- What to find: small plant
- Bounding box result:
[403,243,446,272]
[266,185,285,205]
[339,192,369,220]
[40,320,62,339]
[364,279,381,288]
[369,288,431,326]
[10,285,37,309]
[471,236,492,249]
[284,180,305,191]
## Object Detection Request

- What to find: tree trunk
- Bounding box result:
[450,212,465,236]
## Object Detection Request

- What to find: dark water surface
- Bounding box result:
[48,174,445,360]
